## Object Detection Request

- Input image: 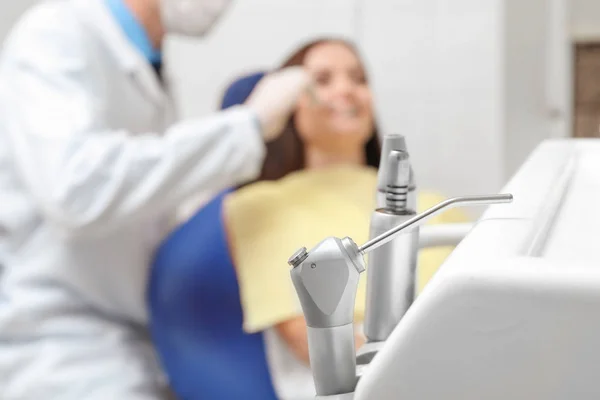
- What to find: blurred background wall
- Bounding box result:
[1,0,598,200]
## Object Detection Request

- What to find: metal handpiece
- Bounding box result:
[359,194,514,255]
[364,150,418,342]
[289,238,364,397]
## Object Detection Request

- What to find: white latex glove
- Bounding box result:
[245,66,313,142]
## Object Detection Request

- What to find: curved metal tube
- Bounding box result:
[359,194,513,255]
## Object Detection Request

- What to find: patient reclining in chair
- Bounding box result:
[150,38,468,399]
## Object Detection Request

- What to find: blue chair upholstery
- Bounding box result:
[220,72,266,109]
[148,72,278,399]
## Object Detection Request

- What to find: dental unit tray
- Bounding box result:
[288,138,600,400]
[286,133,515,399]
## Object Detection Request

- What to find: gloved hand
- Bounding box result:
[245,66,313,142]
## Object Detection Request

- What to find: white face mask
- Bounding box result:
[159,0,233,37]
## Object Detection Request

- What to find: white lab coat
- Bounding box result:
[0,0,265,398]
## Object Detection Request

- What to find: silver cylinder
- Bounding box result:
[364,210,419,342]
[308,324,357,396]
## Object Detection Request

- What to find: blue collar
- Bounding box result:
[104,0,162,65]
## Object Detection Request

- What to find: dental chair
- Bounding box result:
[148,72,279,400]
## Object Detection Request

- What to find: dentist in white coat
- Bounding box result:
[0,0,311,398]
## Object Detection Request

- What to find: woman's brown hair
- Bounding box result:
[256,38,381,182]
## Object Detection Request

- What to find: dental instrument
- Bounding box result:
[287,134,513,398]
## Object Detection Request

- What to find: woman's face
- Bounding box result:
[294,42,375,154]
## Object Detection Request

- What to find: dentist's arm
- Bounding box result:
[0,15,309,236]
